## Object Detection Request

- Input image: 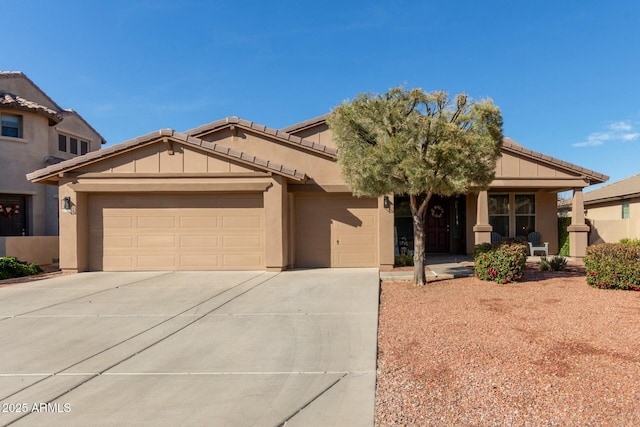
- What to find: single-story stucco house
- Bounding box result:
[27,114,607,272]
[564,174,640,244]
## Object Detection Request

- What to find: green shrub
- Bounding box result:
[0,257,43,280]
[474,241,528,284]
[620,238,640,247]
[558,217,571,256]
[539,256,567,271]
[394,254,414,267]
[584,243,640,291]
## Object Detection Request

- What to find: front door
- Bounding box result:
[425,196,449,252]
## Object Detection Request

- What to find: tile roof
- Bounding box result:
[583,173,640,204]
[283,115,608,185]
[0,92,63,124]
[502,137,608,184]
[281,113,330,134]
[1,71,107,144]
[27,129,309,183]
[187,116,337,157]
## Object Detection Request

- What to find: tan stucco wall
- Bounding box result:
[586,197,640,243]
[1,74,102,237]
[496,151,577,179]
[1,236,58,265]
[287,122,337,150]
[200,128,343,185]
[1,111,51,235]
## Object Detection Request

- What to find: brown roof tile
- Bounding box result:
[0,92,63,124]
[1,71,106,144]
[27,129,308,182]
[583,174,640,203]
[281,113,330,134]
[187,116,337,157]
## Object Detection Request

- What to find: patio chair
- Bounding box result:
[490,231,501,244]
[527,232,549,256]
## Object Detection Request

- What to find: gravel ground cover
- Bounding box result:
[376,265,640,426]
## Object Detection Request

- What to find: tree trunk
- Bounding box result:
[412,210,427,285]
[410,193,432,286]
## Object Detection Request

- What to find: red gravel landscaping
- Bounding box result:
[376,265,640,426]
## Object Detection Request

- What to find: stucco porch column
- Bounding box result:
[568,187,590,259]
[264,176,287,271]
[58,181,88,272]
[472,190,492,245]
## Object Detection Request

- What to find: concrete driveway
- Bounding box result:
[0,269,379,426]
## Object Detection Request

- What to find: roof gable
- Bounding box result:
[187,116,337,158]
[27,129,309,184]
[502,138,608,184]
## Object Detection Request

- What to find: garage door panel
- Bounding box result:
[89,194,264,271]
[179,216,219,229]
[103,236,134,248]
[103,216,133,228]
[223,254,262,267]
[295,195,378,268]
[137,216,175,228]
[180,235,220,248]
[180,254,220,268]
[222,215,262,228]
[137,235,176,248]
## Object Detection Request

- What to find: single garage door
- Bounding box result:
[295,194,378,268]
[88,193,265,271]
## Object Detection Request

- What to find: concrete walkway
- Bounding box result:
[380,254,475,281]
[0,269,379,426]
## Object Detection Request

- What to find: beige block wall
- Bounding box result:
[2,236,59,265]
[586,197,640,243]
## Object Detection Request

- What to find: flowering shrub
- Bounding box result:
[0,257,42,280]
[584,243,640,291]
[474,241,528,284]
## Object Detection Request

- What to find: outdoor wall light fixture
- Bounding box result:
[383,195,390,209]
[61,196,73,213]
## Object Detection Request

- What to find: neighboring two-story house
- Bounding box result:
[1,71,105,262]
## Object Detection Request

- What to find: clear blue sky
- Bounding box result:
[5,1,640,189]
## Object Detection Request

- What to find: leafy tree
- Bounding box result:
[328,86,503,285]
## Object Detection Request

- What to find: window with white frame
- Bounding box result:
[1,113,22,138]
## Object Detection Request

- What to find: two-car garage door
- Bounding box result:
[88,193,265,271]
[87,192,378,271]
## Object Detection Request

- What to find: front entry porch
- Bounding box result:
[394,195,467,255]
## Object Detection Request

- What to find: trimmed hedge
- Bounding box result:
[584,243,640,291]
[620,238,640,247]
[558,217,571,256]
[474,241,529,284]
[0,257,43,280]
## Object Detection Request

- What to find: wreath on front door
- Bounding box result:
[430,205,444,218]
[0,204,20,218]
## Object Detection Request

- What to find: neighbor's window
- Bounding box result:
[1,114,22,138]
[622,201,630,219]
[70,137,78,154]
[515,194,536,237]
[58,134,67,152]
[80,140,88,155]
[488,194,509,237]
